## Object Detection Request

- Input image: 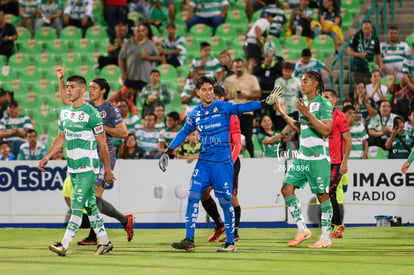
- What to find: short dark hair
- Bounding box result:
[67,75,87,87]
[233,58,244,64]
[0,141,10,148]
[324,89,337,98]
[91,78,110,100]
[150,69,160,75]
[342,105,355,113]
[282,62,293,70]
[200,41,210,49]
[26,129,37,136]
[196,76,215,90]
[304,71,324,93]
[389,25,398,31]
[7,100,18,107]
[213,85,225,98]
[145,112,157,121]
[301,48,312,57]
[167,111,180,121]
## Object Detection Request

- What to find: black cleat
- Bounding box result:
[171,238,195,251]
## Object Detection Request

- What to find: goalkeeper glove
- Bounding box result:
[264,85,284,106]
[159,146,174,172]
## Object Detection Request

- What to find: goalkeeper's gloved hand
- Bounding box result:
[342,185,348,193]
[262,85,284,106]
[159,146,174,172]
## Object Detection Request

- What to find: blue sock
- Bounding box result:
[185,190,201,241]
[218,197,235,244]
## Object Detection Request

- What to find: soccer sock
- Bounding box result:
[329,191,340,227]
[62,208,83,249]
[219,197,235,244]
[284,194,307,232]
[338,203,344,225]
[89,204,110,245]
[185,190,201,241]
[97,197,128,226]
[320,199,333,242]
[87,227,97,241]
[201,197,224,228]
[234,205,241,236]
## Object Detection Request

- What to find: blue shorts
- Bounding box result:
[190,159,234,199]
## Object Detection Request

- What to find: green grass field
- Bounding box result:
[0,227,413,274]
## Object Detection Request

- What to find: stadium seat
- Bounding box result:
[128,11,144,25]
[189,24,213,43]
[17,65,41,83]
[229,35,245,59]
[284,35,308,58]
[251,10,262,22]
[60,26,83,42]
[185,36,199,60]
[156,64,178,91]
[266,35,282,55]
[18,39,44,55]
[281,48,300,62]
[341,0,360,16]
[78,64,97,81]
[405,33,414,48]
[16,26,31,42]
[312,34,335,58]
[215,23,238,45]
[99,64,122,84]
[61,52,82,68]
[85,25,108,41]
[210,36,228,58]
[8,53,32,68]
[5,13,18,25]
[35,27,58,42]
[174,9,188,25]
[45,39,69,56]
[176,62,191,78]
[0,65,17,83]
[341,9,353,31]
[33,53,56,69]
[72,38,97,53]
[226,9,249,32]
[381,75,398,86]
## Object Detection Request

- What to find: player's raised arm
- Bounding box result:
[55,63,70,106]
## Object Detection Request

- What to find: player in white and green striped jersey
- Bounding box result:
[276,71,334,248]
[38,75,115,256]
[343,105,369,159]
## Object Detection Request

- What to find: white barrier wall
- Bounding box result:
[1,159,413,226]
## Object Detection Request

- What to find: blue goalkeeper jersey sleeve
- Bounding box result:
[170,99,261,163]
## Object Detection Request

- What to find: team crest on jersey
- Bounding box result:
[78,112,85,121]
[187,117,192,124]
[309,102,320,112]
[213,106,218,113]
[100,111,107,118]
[205,110,209,115]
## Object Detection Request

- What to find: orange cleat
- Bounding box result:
[288,230,312,246]
[307,238,332,248]
[208,227,225,242]
[330,225,345,239]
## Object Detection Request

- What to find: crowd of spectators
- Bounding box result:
[1,0,414,161]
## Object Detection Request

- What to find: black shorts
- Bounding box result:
[233,157,241,195]
[243,43,261,61]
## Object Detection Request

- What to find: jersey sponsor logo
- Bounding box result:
[204,123,221,129]
[309,102,320,112]
[71,112,75,118]
[100,111,107,118]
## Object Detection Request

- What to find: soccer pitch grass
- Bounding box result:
[0,227,413,274]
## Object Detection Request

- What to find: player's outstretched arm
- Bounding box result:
[276,101,300,134]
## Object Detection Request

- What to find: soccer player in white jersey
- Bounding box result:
[275,71,334,248]
[38,75,115,256]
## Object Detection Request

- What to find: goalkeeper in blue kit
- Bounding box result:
[159,77,283,252]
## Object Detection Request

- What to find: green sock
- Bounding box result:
[285,194,307,232]
[320,199,333,242]
[62,208,83,249]
[89,205,109,245]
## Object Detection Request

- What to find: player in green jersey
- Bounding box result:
[276,71,334,248]
[38,75,115,256]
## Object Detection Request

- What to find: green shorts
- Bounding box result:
[284,158,330,194]
[70,171,97,210]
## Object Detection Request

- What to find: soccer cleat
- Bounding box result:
[307,238,332,248]
[288,230,312,246]
[216,242,236,252]
[48,242,67,256]
[208,226,225,242]
[218,236,240,242]
[77,237,97,246]
[125,214,134,242]
[330,224,345,239]
[94,241,113,255]
[171,238,195,251]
